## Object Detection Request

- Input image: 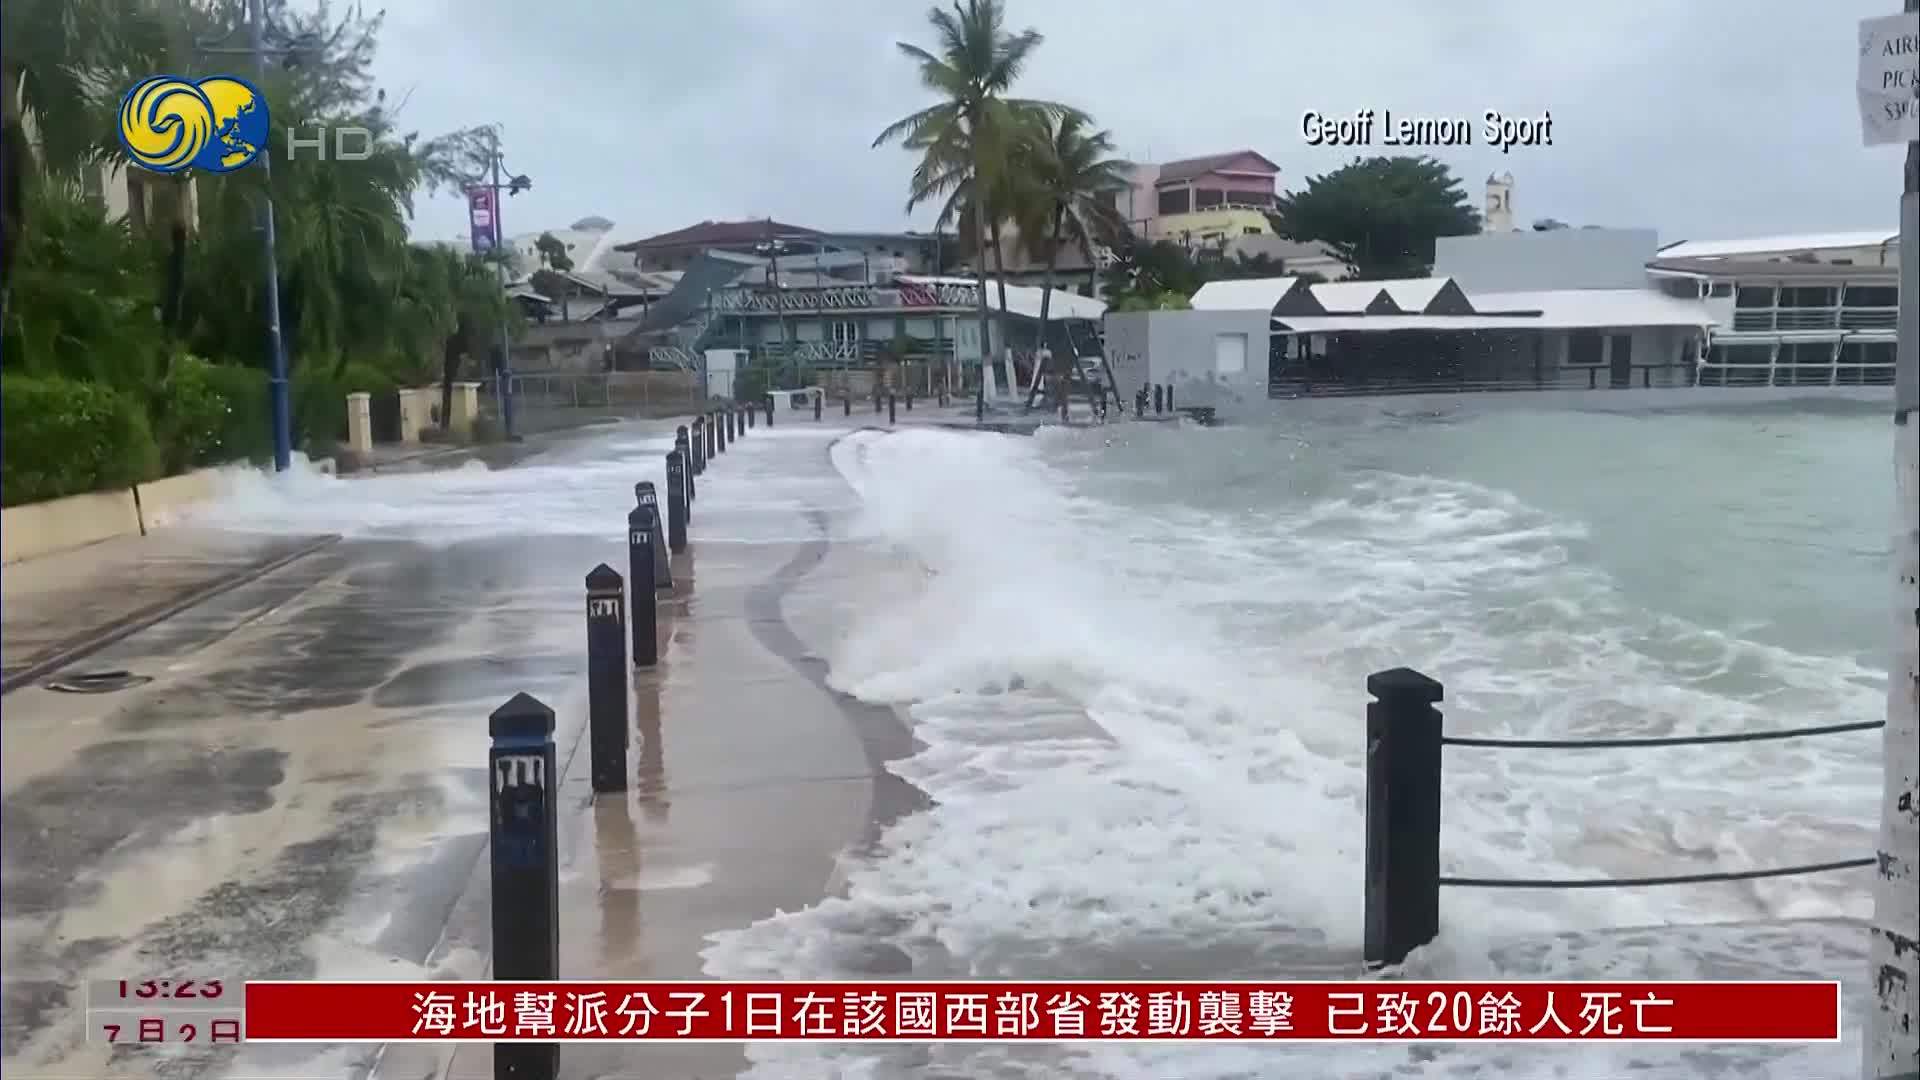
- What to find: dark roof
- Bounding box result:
[1156,150,1281,185]
[616,219,823,252]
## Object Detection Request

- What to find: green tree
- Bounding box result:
[0,0,166,311]
[534,231,573,271]
[874,0,1063,398]
[1012,109,1125,413]
[1268,155,1479,280]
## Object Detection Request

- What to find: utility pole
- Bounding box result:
[489,130,519,440]
[1866,4,1920,1077]
[223,0,292,471]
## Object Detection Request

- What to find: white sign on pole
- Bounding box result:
[1860,12,1920,146]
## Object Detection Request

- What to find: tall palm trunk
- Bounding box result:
[1,78,30,321]
[968,172,992,408]
[439,325,465,433]
[1024,203,1065,413]
[987,217,1015,398]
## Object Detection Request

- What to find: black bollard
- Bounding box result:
[635,482,670,590]
[1154,384,1164,415]
[664,450,688,553]
[888,393,897,425]
[874,392,883,414]
[906,391,913,411]
[727,407,737,442]
[676,427,696,506]
[1363,667,1445,971]
[585,565,628,794]
[488,692,560,1080]
[689,418,704,476]
[715,410,726,454]
[626,502,660,667]
[1167,384,1175,412]
[764,394,774,426]
[706,413,718,460]
[813,392,823,421]
[843,393,851,417]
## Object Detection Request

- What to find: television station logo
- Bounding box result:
[117,73,371,173]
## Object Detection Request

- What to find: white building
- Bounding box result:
[1646,231,1898,387]
[1105,273,1714,411]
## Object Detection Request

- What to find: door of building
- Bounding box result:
[1608,334,1633,388]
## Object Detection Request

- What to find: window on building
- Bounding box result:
[79,167,106,209]
[1707,282,1733,298]
[1157,188,1191,215]
[1734,285,1775,308]
[1195,188,1225,209]
[1244,227,1262,235]
[1709,344,1773,366]
[829,320,858,344]
[1567,331,1604,366]
[1843,285,1897,307]
[1227,191,1273,208]
[1778,286,1837,308]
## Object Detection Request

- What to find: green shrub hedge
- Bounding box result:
[1,373,162,506]
[151,356,273,471]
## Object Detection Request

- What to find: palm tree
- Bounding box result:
[0,0,167,311]
[1014,110,1125,414]
[874,0,1063,407]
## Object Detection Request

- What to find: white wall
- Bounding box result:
[1104,312,1151,394]
[1101,309,1271,409]
[1436,228,1661,292]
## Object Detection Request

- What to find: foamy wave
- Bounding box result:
[704,421,1875,1079]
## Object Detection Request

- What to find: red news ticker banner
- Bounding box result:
[244,980,1841,1043]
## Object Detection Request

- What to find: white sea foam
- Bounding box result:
[181,426,861,545]
[704,421,1882,1079]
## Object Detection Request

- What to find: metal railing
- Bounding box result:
[1363,667,1883,969]
[1267,364,1698,399]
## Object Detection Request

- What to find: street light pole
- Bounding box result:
[247,0,292,471]
[489,130,518,440]
[1866,5,1920,1078]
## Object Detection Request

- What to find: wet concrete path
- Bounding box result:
[0,420,919,1080]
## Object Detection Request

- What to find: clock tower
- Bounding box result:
[1483,172,1515,232]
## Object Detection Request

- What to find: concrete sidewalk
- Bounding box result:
[405,428,918,1080]
[0,526,338,694]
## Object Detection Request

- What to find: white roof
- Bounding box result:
[1472,289,1716,327]
[1190,276,1303,311]
[1379,277,1454,311]
[1273,288,1714,333]
[1657,231,1895,260]
[897,276,1106,321]
[1308,281,1390,311]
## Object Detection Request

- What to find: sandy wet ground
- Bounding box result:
[0,421,917,1080]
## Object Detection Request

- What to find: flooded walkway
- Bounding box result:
[0,418,912,1080]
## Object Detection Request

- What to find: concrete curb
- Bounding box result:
[0,533,343,697]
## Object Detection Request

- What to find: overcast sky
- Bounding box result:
[367,0,1905,250]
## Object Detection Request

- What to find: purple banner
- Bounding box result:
[467,187,497,253]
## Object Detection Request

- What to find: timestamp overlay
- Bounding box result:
[85,979,245,1046]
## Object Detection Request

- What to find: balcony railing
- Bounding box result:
[1839,307,1898,329]
[711,279,983,314]
[756,338,960,366]
[1729,307,1894,332]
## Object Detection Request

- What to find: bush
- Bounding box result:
[288,361,404,458]
[1,374,162,506]
[152,356,272,471]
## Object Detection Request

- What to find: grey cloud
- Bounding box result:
[367,0,1904,248]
